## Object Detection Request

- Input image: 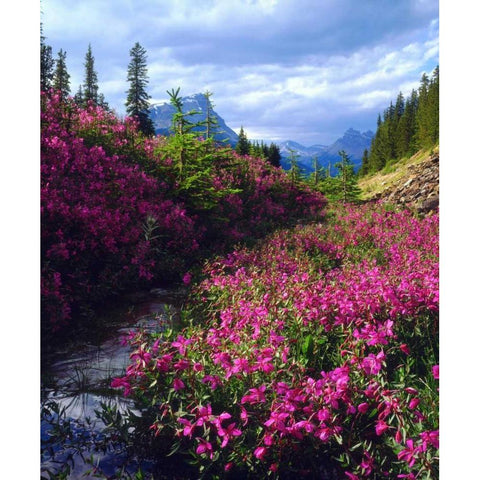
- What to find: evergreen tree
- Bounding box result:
[165,87,203,178]
[427,66,439,145]
[310,155,324,185]
[415,73,431,147]
[335,150,362,203]
[369,115,388,172]
[392,92,405,158]
[203,90,220,141]
[235,127,250,155]
[125,42,155,136]
[358,149,370,177]
[267,143,281,168]
[53,49,70,100]
[83,44,99,105]
[40,24,54,92]
[287,148,303,184]
[261,141,270,159]
[396,90,417,158]
[74,85,84,106]
[98,93,110,111]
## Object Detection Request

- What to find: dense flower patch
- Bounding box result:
[41,93,326,328]
[112,204,439,478]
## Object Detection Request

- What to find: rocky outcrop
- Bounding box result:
[369,152,439,214]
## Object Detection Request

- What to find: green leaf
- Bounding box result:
[301,334,314,359]
[166,441,182,457]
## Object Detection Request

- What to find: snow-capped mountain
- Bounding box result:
[149,93,239,146]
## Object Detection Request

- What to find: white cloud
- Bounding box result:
[42,0,438,144]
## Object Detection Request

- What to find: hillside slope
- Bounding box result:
[359,146,439,213]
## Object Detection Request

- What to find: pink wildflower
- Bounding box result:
[398,439,418,468]
[358,402,369,414]
[408,398,420,410]
[172,378,185,391]
[375,420,389,436]
[254,446,267,461]
[196,438,214,459]
[218,422,242,448]
[361,351,385,375]
[345,472,360,480]
[177,418,195,438]
[420,430,439,450]
[110,376,132,396]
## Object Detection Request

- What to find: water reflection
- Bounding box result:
[41,289,184,478]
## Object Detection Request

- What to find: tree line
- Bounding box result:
[41,28,155,136]
[41,29,282,169]
[359,66,439,176]
[235,126,282,168]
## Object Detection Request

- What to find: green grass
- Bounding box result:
[358,145,439,200]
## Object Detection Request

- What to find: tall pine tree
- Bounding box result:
[267,143,281,167]
[83,44,99,105]
[74,85,84,106]
[358,149,370,177]
[125,42,155,136]
[235,127,250,155]
[415,73,431,147]
[53,49,70,100]
[335,150,361,203]
[427,66,439,146]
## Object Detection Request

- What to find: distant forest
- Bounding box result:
[359,66,439,176]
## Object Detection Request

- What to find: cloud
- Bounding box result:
[41,0,439,144]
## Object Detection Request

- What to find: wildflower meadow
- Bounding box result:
[41,93,438,479]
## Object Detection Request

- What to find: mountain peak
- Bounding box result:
[149,92,238,146]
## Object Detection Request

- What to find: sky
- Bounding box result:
[40,0,439,145]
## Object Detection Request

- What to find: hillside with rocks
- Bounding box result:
[359,147,439,214]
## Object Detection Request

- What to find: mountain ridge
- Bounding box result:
[149,93,239,146]
[278,128,374,175]
[149,93,374,175]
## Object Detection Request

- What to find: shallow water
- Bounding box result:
[41,289,184,479]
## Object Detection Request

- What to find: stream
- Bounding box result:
[40,288,186,479]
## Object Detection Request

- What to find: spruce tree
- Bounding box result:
[287,148,303,184]
[415,73,431,147]
[358,149,370,177]
[53,49,71,100]
[427,66,439,145]
[83,44,99,105]
[267,143,281,167]
[335,150,361,203]
[98,93,110,111]
[396,91,417,158]
[235,127,250,155]
[392,92,405,158]
[125,42,155,136]
[203,90,220,140]
[74,85,84,106]
[40,24,54,92]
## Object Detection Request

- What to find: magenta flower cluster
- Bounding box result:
[112,204,439,478]
[41,93,326,327]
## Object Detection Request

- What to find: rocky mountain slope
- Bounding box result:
[359,147,439,214]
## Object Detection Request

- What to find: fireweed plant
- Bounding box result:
[41,92,326,329]
[112,204,439,479]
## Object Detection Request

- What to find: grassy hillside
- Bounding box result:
[358,145,439,201]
